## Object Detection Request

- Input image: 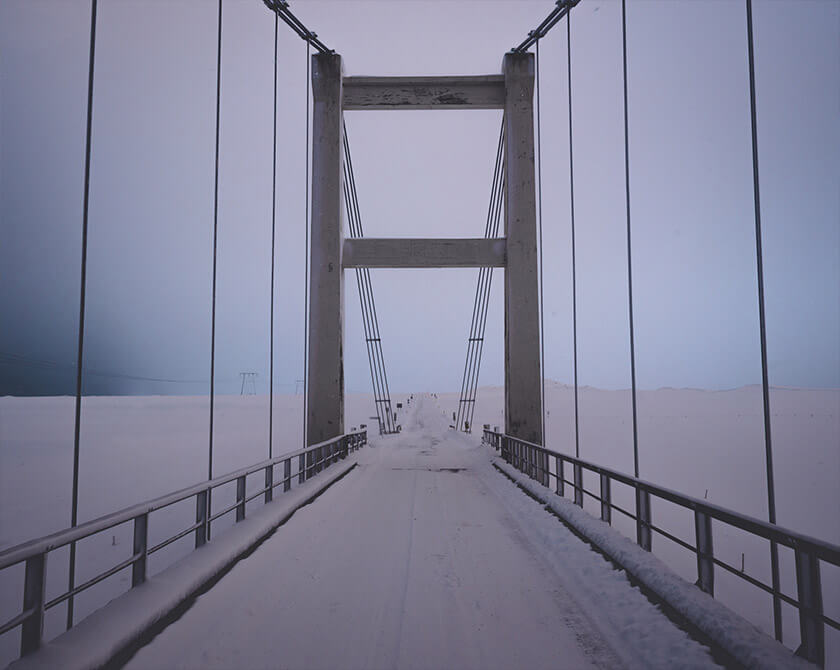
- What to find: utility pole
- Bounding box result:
[239,372,257,395]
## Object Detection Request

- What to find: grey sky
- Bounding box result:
[1,0,838,396]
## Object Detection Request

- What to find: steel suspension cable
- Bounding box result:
[465,167,506,430]
[465,170,506,431]
[269,9,278,459]
[567,12,580,459]
[456,132,500,429]
[341,157,387,431]
[463,178,504,432]
[745,0,782,643]
[68,0,98,632]
[341,142,388,430]
[457,117,506,432]
[341,175,391,434]
[512,0,581,54]
[620,0,640,478]
[343,125,396,433]
[457,124,504,430]
[536,38,546,445]
[261,0,332,54]
[302,40,311,447]
[208,0,224,540]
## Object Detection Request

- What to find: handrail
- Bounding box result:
[0,431,364,571]
[0,429,366,658]
[482,428,838,666]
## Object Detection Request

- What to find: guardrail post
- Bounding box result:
[636,487,652,551]
[694,510,714,595]
[284,458,292,492]
[195,490,209,548]
[555,456,563,496]
[236,475,246,522]
[132,513,148,587]
[794,549,824,666]
[299,453,306,484]
[573,463,583,507]
[20,553,46,656]
[600,474,611,524]
[532,446,539,482]
[265,465,273,504]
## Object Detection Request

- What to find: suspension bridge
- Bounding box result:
[0,1,838,669]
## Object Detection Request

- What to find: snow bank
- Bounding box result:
[494,457,813,669]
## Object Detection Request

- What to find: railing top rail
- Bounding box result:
[0,430,365,570]
[485,430,840,565]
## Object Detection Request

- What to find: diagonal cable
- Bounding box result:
[456,117,505,433]
[342,123,396,434]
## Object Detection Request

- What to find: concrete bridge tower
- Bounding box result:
[307,52,543,462]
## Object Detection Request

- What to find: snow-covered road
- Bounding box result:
[125,395,718,670]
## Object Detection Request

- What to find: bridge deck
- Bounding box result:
[125,396,718,670]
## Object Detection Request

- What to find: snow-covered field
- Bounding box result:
[0,385,837,667]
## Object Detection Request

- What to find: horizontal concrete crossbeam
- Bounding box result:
[343,75,505,110]
[342,238,506,269]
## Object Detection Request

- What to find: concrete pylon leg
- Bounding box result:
[503,52,544,480]
[307,53,344,446]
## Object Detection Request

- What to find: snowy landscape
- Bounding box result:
[0,384,837,667]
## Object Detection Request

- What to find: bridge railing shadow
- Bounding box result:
[482,428,839,667]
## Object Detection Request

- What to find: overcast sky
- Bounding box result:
[1,0,838,396]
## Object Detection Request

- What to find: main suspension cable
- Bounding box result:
[512,0,581,54]
[263,0,333,54]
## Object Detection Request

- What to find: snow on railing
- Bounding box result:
[482,428,839,667]
[0,429,366,660]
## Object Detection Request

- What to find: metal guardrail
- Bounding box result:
[482,429,839,667]
[0,430,366,659]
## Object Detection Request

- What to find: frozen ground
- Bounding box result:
[0,384,837,667]
[125,394,718,670]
